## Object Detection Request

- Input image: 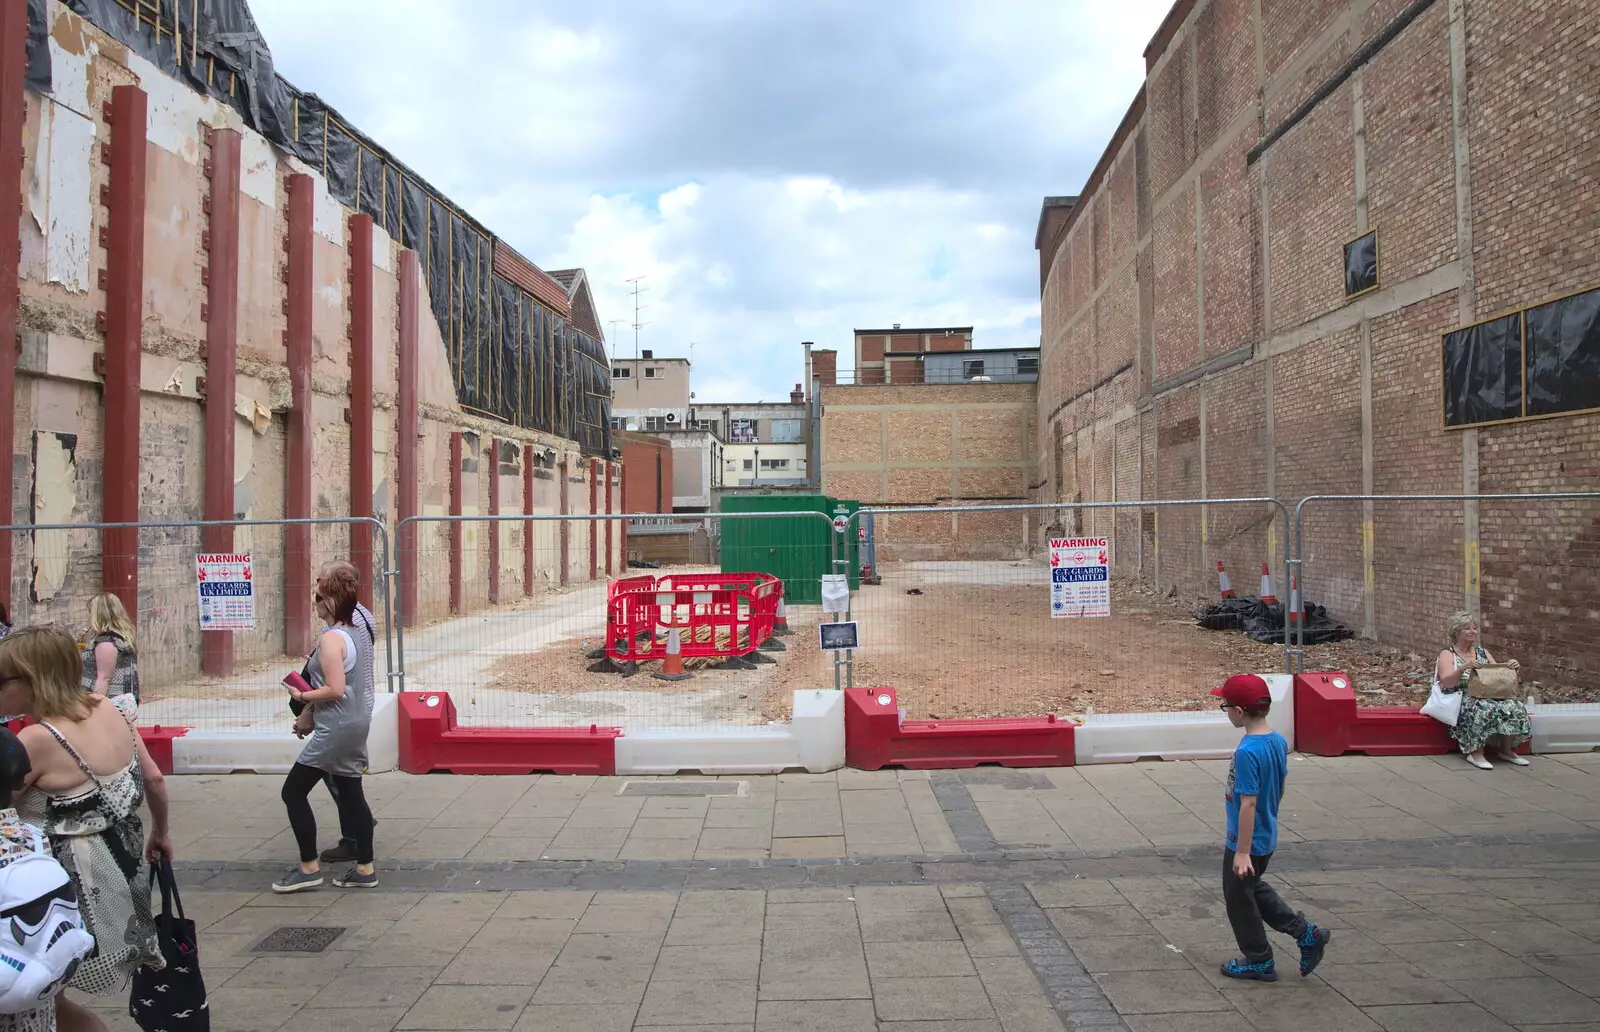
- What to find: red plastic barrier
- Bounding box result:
[1294,671,1455,756]
[397,692,620,775]
[606,572,781,665]
[844,687,1075,770]
[6,717,187,775]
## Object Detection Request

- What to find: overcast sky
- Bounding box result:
[248,0,1172,401]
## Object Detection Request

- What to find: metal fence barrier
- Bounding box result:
[391,510,835,731]
[1,517,391,729]
[1293,494,1600,706]
[832,499,1292,719]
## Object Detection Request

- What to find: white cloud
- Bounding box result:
[247,0,1174,396]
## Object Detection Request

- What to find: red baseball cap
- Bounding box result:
[1212,673,1272,710]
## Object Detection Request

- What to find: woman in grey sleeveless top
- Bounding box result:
[272,565,377,893]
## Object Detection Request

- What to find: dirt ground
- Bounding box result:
[483,560,1597,723]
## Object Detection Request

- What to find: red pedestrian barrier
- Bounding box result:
[6,716,187,774]
[602,572,781,670]
[1294,672,1455,756]
[397,692,620,775]
[843,687,1075,770]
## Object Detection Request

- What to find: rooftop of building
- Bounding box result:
[854,325,975,335]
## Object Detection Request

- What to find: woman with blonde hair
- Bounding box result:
[1434,612,1532,770]
[0,626,171,1032]
[80,594,139,721]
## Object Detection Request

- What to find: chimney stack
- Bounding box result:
[789,383,803,404]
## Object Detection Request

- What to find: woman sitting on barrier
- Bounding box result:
[79,594,139,722]
[274,564,377,893]
[1434,612,1531,770]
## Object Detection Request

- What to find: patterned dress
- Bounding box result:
[79,635,139,722]
[1439,644,1532,754]
[15,720,162,995]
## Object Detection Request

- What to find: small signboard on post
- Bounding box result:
[1049,537,1109,619]
[196,553,255,630]
[819,621,859,652]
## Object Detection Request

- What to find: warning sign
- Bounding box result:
[196,553,255,630]
[1049,537,1109,619]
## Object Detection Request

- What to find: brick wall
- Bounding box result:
[1036,0,1600,676]
[820,382,1035,560]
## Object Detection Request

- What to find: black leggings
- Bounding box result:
[281,762,373,865]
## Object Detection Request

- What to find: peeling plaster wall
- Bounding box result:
[9,4,599,679]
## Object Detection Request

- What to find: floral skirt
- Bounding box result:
[1451,696,1532,754]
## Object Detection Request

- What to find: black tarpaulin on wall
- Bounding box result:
[1525,288,1600,419]
[33,0,612,453]
[1443,313,1523,428]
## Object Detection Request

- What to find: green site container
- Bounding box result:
[719,494,860,605]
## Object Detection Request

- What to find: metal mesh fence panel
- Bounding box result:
[3,518,390,729]
[394,511,836,731]
[834,500,1292,719]
[1294,494,1600,706]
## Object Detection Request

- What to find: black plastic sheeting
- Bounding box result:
[1442,312,1523,428]
[1525,287,1600,419]
[1196,596,1354,646]
[1344,231,1378,297]
[32,0,612,455]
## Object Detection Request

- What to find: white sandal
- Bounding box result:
[1467,753,1494,770]
[1496,750,1530,766]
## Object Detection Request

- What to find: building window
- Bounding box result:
[770,418,803,443]
[1017,356,1040,376]
[610,417,626,430]
[742,459,754,470]
[644,367,660,379]
[963,360,986,379]
[1344,230,1379,297]
[643,416,666,431]
[760,458,790,471]
[730,419,757,443]
[612,366,631,379]
[1443,285,1600,428]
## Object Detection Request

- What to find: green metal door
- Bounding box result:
[720,494,858,605]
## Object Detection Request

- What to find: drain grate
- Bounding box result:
[619,781,743,797]
[253,926,345,953]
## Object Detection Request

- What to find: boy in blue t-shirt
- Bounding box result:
[1213,673,1330,982]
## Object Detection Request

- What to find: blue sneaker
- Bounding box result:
[1298,925,1331,976]
[271,867,323,894]
[1221,957,1278,982]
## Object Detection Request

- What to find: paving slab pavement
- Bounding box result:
[74,751,1600,1031]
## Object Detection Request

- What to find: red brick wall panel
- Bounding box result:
[1152,187,1200,381]
[1265,82,1355,333]
[1201,128,1257,358]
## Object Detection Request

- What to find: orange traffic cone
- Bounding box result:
[1288,575,1303,626]
[1259,563,1278,605]
[773,598,793,636]
[653,627,692,682]
[1216,561,1235,599]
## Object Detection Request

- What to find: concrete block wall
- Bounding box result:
[7,5,621,675]
[1038,0,1600,674]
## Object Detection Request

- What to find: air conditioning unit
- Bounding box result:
[666,413,679,423]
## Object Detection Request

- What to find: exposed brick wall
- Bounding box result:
[1035,0,1599,676]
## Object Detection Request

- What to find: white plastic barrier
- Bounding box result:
[615,690,845,776]
[171,694,401,775]
[1075,674,1295,764]
[1530,703,1600,754]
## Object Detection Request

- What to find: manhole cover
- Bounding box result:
[619,781,742,797]
[253,927,345,953]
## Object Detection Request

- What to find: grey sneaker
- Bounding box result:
[332,867,378,889]
[271,868,324,894]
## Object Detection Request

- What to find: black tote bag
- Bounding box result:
[130,858,209,1032]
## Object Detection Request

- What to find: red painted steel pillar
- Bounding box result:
[397,251,420,627]
[99,85,148,617]
[487,437,501,604]
[284,175,315,655]
[449,431,463,615]
[559,457,570,588]
[604,461,614,576]
[620,458,628,573]
[347,213,374,604]
[0,0,26,612]
[200,129,241,676]
[522,444,534,597]
[588,459,599,582]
